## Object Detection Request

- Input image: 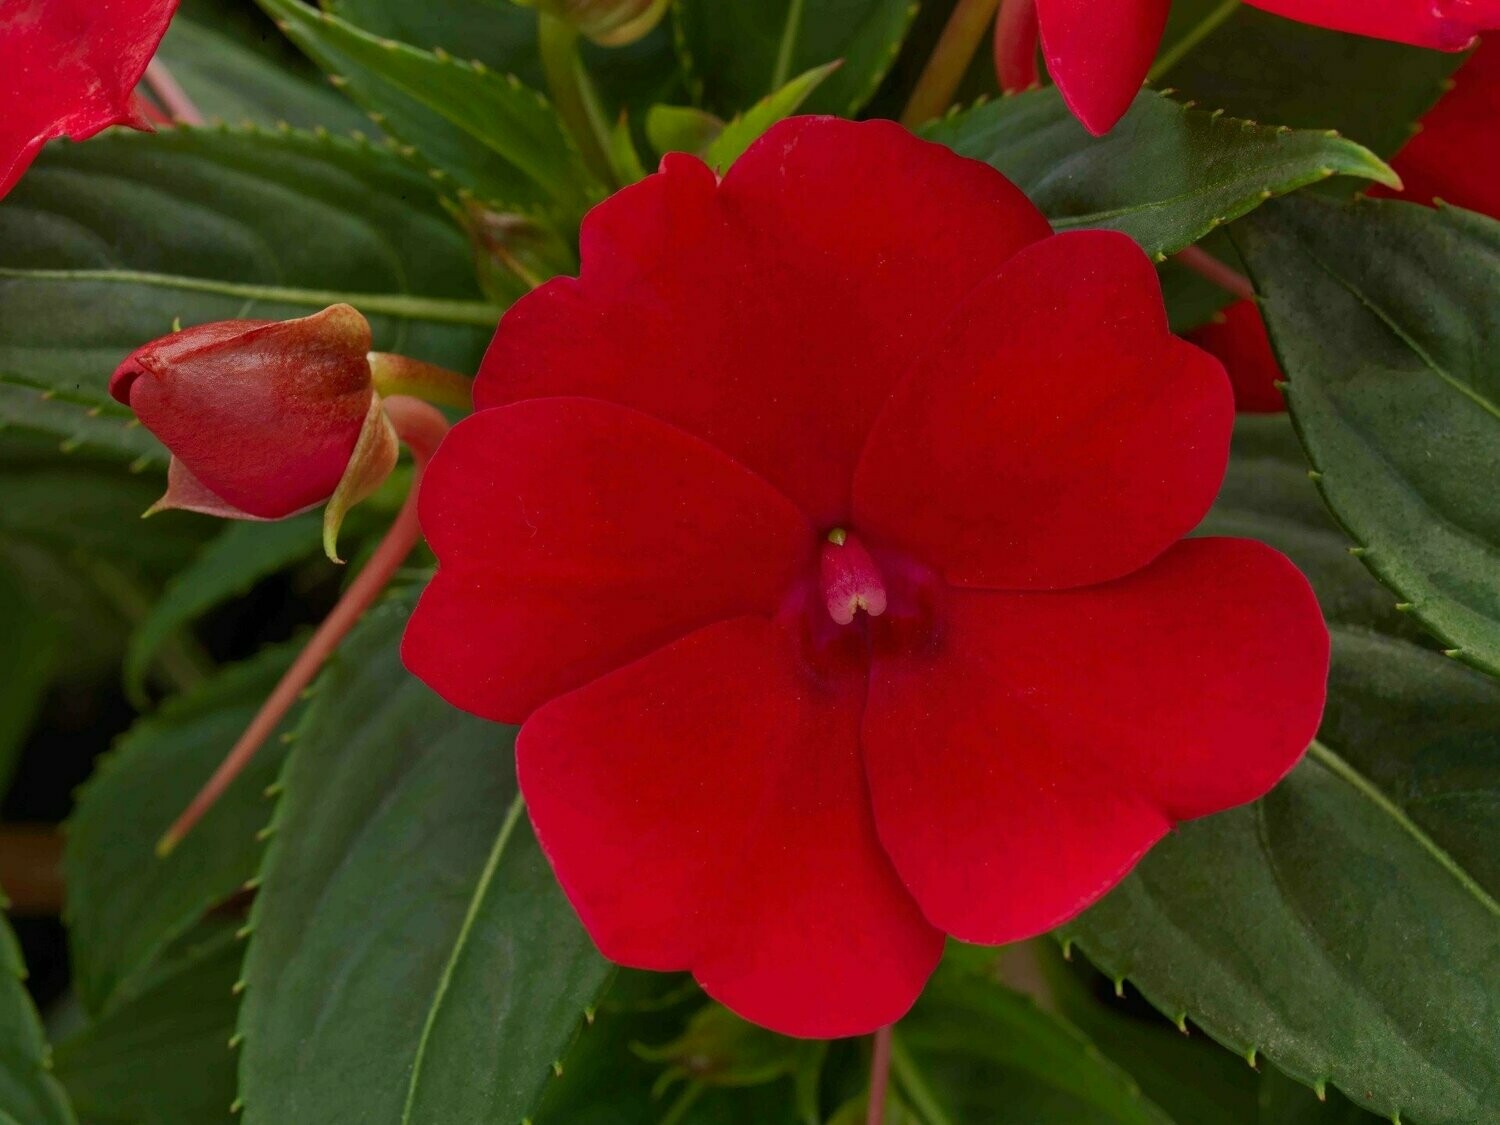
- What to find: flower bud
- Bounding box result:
[518,0,670,46]
[110,304,398,556]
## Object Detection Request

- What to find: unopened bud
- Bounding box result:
[517,0,670,46]
[109,304,398,559]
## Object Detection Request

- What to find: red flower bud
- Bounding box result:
[110,305,397,547]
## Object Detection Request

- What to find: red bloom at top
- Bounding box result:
[1010,0,1500,135]
[402,117,1330,1037]
[0,0,179,198]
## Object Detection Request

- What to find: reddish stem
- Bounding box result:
[1174,245,1256,302]
[156,397,449,857]
[866,1024,894,1125]
[994,0,1040,92]
[144,59,206,126]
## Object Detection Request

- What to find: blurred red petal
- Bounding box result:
[1244,0,1498,49]
[519,617,944,1038]
[1035,0,1170,135]
[1385,40,1500,216]
[474,116,1050,526]
[0,0,179,197]
[855,230,1233,591]
[864,538,1329,943]
[1187,300,1287,414]
[404,398,812,724]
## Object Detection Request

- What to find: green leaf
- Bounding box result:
[646,104,725,159]
[0,901,76,1125]
[703,61,841,170]
[923,87,1397,260]
[0,126,493,455]
[891,957,1175,1124]
[257,0,596,217]
[1236,197,1500,679]
[54,922,241,1125]
[0,563,59,797]
[155,0,372,132]
[124,516,322,704]
[236,596,611,1124]
[64,645,296,1015]
[1156,2,1461,159]
[675,0,917,118]
[1058,416,1500,1123]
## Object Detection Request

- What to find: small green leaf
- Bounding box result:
[1059,416,1500,1124]
[236,595,612,1125]
[0,899,76,1125]
[1237,197,1500,679]
[704,61,841,170]
[0,126,494,454]
[892,957,1176,1124]
[54,922,242,1125]
[924,87,1397,260]
[646,104,725,158]
[124,516,321,705]
[64,645,297,1015]
[257,0,597,217]
[675,0,916,118]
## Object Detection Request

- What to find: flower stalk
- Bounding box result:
[1174,245,1256,301]
[866,1024,894,1125]
[900,0,1004,127]
[155,396,450,857]
[994,0,1040,92]
[537,10,619,188]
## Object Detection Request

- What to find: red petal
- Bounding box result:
[1244,0,1498,50]
[403,398,813,724]
[1186,300,1287,414]
[1383,41,1500,217]
[1036,0,1169,135]
[854,231,1233,591]
[1,0,178,198]
[863,537,1329,943]
[150,457,273,520]
[474,116,1051,526]
[519,617,943,1037]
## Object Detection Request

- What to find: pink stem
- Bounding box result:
[866,1024,894,1125]
[143,59,206,127]
[156,398,450,857]
[994,0,1040,92]
[1174,245,1256,302]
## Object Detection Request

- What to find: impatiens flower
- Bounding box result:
[1187,300,1286,413]
[402,117,1330,1037]
[110,305,397,553]
[1013,0,1500,135]
[0,0,179,198]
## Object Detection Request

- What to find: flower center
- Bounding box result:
[820,528,888,625]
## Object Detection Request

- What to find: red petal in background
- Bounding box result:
[855,230,1233,591]
[1,0,179,197]
[403,398,812,724]
[475,117,1050,526]
[1187,299,1288,414]
[863,538,1329,943]
[519,617,944,1038]
[1385,40,1500,217]
[1244,0,1499,50]
[1035,0,1170,135]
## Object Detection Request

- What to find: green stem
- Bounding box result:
[771,0,806,89]
[659,1082,706,1125]
[367,353,473,410]
[899,0,1003,128]
[889,1033,955,1125]
[0,268,502,327]
[538,11,618,189]
[1148,0,1240,82]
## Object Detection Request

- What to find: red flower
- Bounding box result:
[0,0,179,198]
[1187,300,1287,413]
[110,305,394,525]
[402,117,1330,1037]
[1021,0,1499,135]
